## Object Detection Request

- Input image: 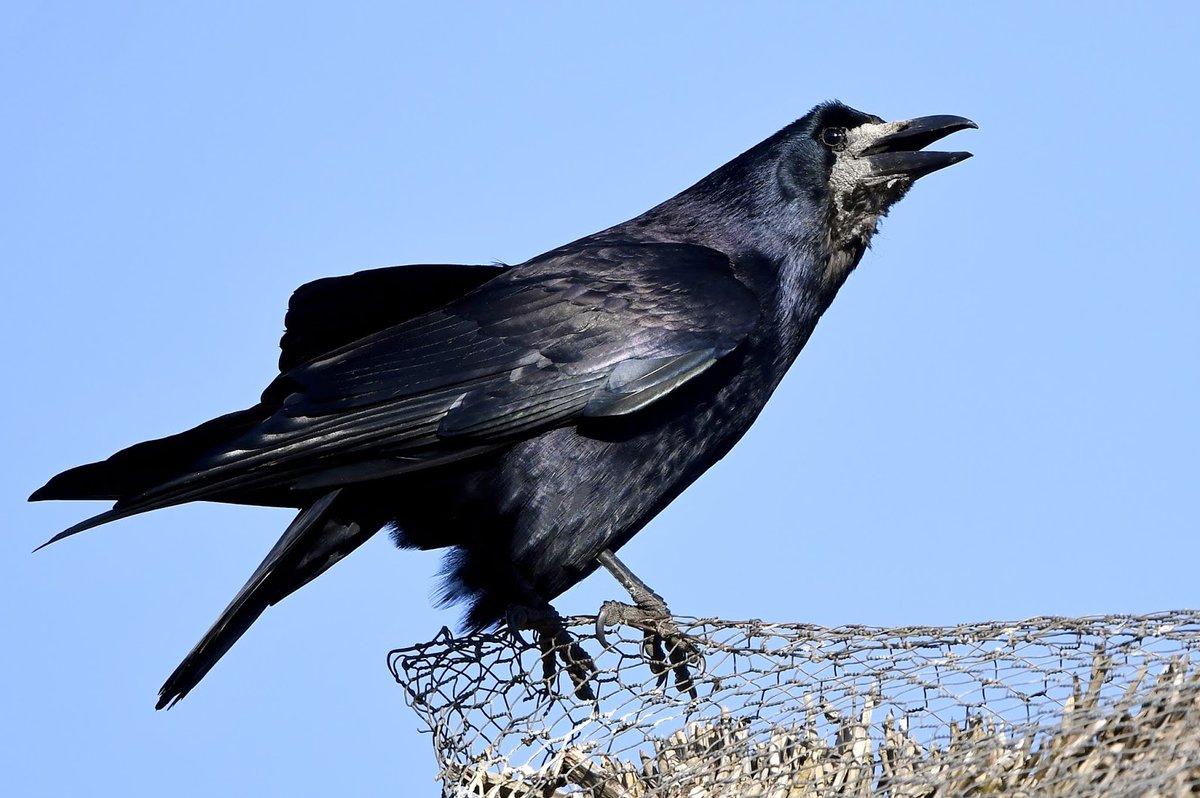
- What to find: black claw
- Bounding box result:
[644,631,670,687]
[595,605,611,648]
[666,638,700,700]
[560,638,597,701]
[537,634,557,685]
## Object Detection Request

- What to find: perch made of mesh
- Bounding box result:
[390,610,1200,797]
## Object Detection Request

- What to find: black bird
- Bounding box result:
[31,102,974,708]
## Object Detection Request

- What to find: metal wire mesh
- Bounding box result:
[390,610,1200,797]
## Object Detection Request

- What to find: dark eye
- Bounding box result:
[820,127,847,150]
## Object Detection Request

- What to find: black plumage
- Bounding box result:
[31,102,974,708]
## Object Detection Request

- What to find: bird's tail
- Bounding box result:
[156,489,383,709]
[29,403,285,551]
[30,404,273,504]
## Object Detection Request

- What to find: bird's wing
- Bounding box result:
[277,262,506,372]
[282,241,760,439]
[41,242,759,541]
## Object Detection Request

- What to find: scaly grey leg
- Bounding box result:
[595,548,700,699]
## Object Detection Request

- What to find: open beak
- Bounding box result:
[862,115,977,180]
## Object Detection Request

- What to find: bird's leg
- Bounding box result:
[505,603,596,701]
[595,549,700,699]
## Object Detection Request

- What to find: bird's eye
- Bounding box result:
[820,127,847,151]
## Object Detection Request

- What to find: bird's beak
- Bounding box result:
[860,115,977,180]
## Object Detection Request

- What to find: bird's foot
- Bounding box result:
[595,547,702,699]
[596,598,701,700]
[506,605,596,701]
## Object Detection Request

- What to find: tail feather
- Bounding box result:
[33,504,167,552]
[29,403,294,552]
[29,404,273,503]
[156,489,382,709]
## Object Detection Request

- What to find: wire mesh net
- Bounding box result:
[390,610,1200,797]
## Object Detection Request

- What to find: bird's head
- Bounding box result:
[615,101,975,304]
[656,102,975,282]
[778,102,976,256]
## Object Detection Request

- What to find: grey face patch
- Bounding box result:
[823,120,915,269]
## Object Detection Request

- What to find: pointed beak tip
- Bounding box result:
[924,115,977,131]
[937,115,978,130]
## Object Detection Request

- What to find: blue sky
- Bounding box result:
[4,3,1197,795]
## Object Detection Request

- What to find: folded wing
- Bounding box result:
[37,242,760,544]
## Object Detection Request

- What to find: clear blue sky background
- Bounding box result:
[4,3,1197,795]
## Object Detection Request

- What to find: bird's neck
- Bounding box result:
[604,196,870,370]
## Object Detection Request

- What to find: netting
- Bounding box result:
[390,610,1200,797]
